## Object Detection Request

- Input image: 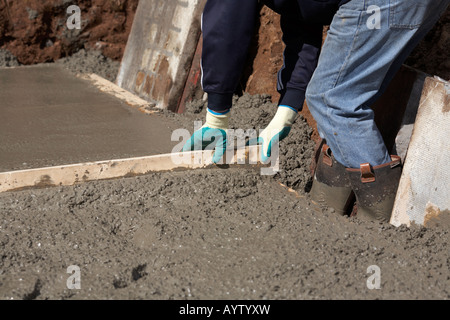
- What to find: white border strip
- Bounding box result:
[0,146,264,193]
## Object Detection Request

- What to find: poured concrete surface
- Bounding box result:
[1,168,449,300]
[0,65,180,172]
[0,92,448,300]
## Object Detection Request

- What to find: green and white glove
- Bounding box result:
[182,108,229,164]
[248,105,297,163]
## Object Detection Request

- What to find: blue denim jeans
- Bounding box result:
[305,0,449,168]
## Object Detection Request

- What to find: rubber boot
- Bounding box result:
[346,155,402,222]
[310,143,354,216]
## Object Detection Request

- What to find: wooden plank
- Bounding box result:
[80,73,158,114]
[390,76,450,227]
[116,0,206,111]
[0,146,270,193]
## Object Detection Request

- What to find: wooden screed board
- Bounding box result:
[391,76,450,228]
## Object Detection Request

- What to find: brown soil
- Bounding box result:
[0,0,138,64]
[2,2,447,80]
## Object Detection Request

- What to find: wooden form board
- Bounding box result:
[0,146,276,193]
[116,0,206,111]
[390,76,450,227]
[80,73,157,114]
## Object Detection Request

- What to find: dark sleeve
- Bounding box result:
[277,16,323,111]
[201,0,260,112]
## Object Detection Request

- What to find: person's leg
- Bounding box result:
[306,0,449,220]
[266,0,323,111]
[305,0,449,169]
[184,1,260,163]
[201,0,259,113]
[364,1,450,108]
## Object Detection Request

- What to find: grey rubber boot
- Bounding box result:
[310,143,354,216]
[346,155,402,222]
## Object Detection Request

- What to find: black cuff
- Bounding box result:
[278,88,306,111]
[207,92,233,112]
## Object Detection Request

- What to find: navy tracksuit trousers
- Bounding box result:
[201,0,347,112]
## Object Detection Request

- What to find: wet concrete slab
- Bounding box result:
[0,64,181,172]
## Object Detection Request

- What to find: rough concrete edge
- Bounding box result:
[0,65,153,113]
[0,146,269,193]
[0,66,20,69]
[78,73,159,114]
[390,76,449,227]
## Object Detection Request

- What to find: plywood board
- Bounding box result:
[116,0,206,111]
[391,76,450,227]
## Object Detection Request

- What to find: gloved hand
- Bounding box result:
[182,108,229,164]
[247,105,297,163]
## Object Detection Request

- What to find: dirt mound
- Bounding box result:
[0,0,138,64]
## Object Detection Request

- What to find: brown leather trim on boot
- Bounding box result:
[310,139,326,177]
[360,163,375,183]
[322,145,333,167]
[346,156,403,222]
[347,155,402,173]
